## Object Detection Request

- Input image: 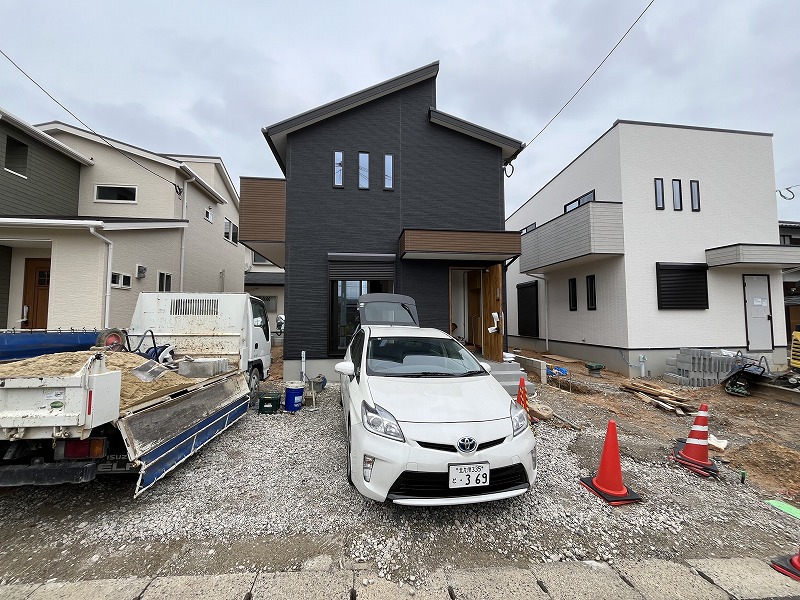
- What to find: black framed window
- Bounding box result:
[516,281,539,337]
[384,154,394,190]
[586,275,596,310]
[564,190,595,213]
[158,272,172,292]
[672,179,682,211]
[520,222,536,235]
[329,278,393,355]
[656,263,708,309]
[358,152,369,189]
[333,151,344,187]
[4,137,28,176]
[654,178,664,210]
[568,278,577,311]
[690,180,700,212]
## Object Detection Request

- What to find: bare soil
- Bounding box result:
[513,348,800,503]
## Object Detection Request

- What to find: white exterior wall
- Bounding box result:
[7,245,50,328]
[47,132,181,220]
[506,127,626,346]
[618,123,781,349]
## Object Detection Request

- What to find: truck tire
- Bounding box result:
[96,328,126,350]
[247,367,262,400]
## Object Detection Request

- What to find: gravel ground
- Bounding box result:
[0,380,797,587]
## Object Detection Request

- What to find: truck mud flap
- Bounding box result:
[0,461,97,486]
[116,373,249,497]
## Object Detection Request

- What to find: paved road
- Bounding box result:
[3,557,799,599]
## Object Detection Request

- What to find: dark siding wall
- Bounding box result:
[0,122,81,216]
[283,78,506,359]
[0,245,10,328]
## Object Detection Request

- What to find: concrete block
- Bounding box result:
[178,357,230,378]
[356,568,449,599]
[615,559,728,600]
[0,584,42,600]
[251,571,353,600]
[31,578,150,600]
[449,567,549,599]
[533,561,641,600]
[665,358,677,367]
[688,557,800,599]
[662,373,682,385]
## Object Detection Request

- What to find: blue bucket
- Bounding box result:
[285,382,304,412]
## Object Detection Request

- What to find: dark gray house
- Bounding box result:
[240,62,523,380]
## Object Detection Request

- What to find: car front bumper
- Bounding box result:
[350,421,537,506]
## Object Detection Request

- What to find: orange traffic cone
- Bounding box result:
[771,546,800,581]
[580,420,642,506]
[516,377,529,412]
[669,403,719,477]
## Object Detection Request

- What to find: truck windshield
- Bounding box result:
[365,336,486,377]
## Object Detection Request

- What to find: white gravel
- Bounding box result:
[0,381,796,586]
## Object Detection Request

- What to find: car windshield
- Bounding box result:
[365,336,486,377]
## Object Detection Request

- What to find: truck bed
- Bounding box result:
[0,351,203,411]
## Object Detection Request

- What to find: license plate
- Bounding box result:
[449,463,490,489]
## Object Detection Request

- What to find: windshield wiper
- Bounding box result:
[455,369,485,377]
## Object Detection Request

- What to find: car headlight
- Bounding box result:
[361,402,405,442]
[511,400,529,437]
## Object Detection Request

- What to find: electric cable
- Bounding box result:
[777,183,799,200]
[0,48,184,196]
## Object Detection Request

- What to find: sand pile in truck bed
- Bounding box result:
[0,351,198,410]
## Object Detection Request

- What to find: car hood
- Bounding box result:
[365,375,511,423]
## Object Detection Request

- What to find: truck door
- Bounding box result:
[249,297,271,363]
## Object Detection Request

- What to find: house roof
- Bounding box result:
[262,61,523,172]
[0,107,93,166]
[245,271,285,286]
[0,216,187,231]
[35,122,237,206]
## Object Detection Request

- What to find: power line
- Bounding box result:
[522,0,656,151]
[0,48,184,196]
[777,183,799,200]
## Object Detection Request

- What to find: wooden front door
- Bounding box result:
[22,258,50,329]
[481,263,504,362]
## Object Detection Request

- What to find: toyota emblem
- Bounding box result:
[457,436,478,454]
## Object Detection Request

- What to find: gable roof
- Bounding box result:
[35,122,237,205]
[263,61,441,173]
[428,108,523,162]
[0,107,93,166]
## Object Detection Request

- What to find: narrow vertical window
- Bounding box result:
[654,178,664,210]
[568,278,577,311]
[359,152,369,189]
[333,151,344,187]
[384,154,394,190]
[672,179,682,211]
[586,275,596,310]
[690,180,700,212]
[158,272,172,292]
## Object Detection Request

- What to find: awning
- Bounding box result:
[706,244,800,268]
[399,229,520,261]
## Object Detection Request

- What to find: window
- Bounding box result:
[4,137,28,177]
[586,275,596,310]
[520,222,536,235]
[656,263,708,309]
[350,330,366,381]
[690,180,700,212]
[224,218,239,244]
[516,281,539,337]
[96,185,137,202]
[672,179,682,211]
[781,235,793,245]
[384,154,394,190]
[564,190,595,213]
[654,178,664,210]
[333,151,344,187]
[359,152,369,189]
[568,278,577,311]
[158,272,172,292]
[252,251,270,264]
[256,295,278,312]
[205,207,213,222]
[329,278,393,354]
[110,272,132,289]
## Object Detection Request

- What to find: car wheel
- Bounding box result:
[247,368,261,403]
[346,418,354,487]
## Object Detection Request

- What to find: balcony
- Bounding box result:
[238,177,286,268]
[519,201,624,274]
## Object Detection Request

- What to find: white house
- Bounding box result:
[506,120,800,377]
[1,111,246,331]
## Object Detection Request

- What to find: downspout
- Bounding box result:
[179,176,195,292]
[88,227,112,329]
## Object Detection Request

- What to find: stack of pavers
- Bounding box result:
[663,348,740,387]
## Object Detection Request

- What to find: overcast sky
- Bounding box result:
[2,1,799,219]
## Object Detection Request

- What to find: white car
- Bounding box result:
[335,294,537,506]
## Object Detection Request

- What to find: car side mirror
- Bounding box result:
[276,314,285,333]
[479,361,492,373]
[335,361,355,377]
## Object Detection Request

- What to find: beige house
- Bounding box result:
[1,110,245,331]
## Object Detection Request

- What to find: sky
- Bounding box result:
[2,1,799,219]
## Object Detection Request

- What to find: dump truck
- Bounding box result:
[0,292,271,496]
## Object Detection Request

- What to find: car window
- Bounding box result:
[365,336,485,377]
[351,330,365,380]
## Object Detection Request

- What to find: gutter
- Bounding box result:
[179,175,196,291]
[179,164,227,205]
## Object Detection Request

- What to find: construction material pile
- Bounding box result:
[621,379,696,415]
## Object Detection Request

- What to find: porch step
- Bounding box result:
[486,361,526,396]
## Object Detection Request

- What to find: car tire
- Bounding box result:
[346,418,354,487]
[247,367,262,403]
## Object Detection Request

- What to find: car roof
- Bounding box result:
[365,326,450,339]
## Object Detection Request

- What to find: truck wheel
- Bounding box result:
[247,367,262,401]
[96,328,126,350]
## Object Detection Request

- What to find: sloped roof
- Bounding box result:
[0,107,93,165]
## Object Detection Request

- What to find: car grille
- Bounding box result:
[386,463,529,500]
[416,437,507,453]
